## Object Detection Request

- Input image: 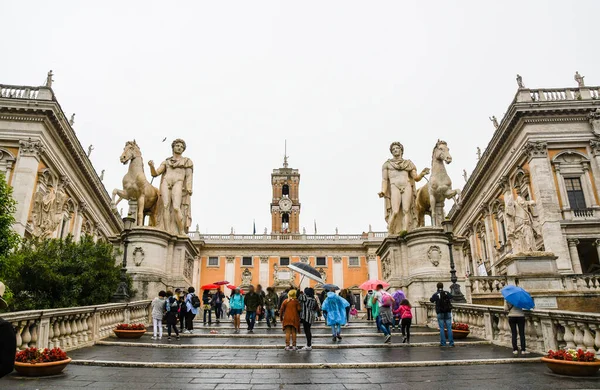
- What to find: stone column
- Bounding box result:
[367,253,379,280]
[12,139,44,236]
[332,256,343,288]
[259,256,269,287]
[524,141,572,271]
[73,201,87,241]
[553,165,569,212]
[481,206,496,273]
[581,163,597,207]
[567,238,583,274]
[4,158,14,184]
[299,256,309,290]
[588,140,600,198]
[225,256,235,285]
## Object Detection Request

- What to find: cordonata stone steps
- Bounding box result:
[4,318,592,390]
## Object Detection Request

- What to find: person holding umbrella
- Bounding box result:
[502,285,534,355]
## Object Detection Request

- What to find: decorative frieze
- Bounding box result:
[523,141,548,158]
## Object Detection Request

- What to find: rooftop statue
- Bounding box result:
[149,139,193,235]
[112,140,160,227]
[379,142,429,234]
[416,140,461,227]
[574,71,585,88]
[516,74,525,89]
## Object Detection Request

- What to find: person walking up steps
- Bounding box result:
[151,290,167,340]
[430,282,454,347]
[165,291,180,340]
[202,289,213,325]
[321,291,349,342]
[264,287,278,328]
[364,290,374,321]
[212,288,225,323]
[185,287,200,334]
[280,289,301,351]
[505,298,529,355]
[373,284,393,344]
[298,287,318,351]
[394,299,412,343]
[244,285,262,333]
[229,288,244,333]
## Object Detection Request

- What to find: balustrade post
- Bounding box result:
[91,310,100,343]
[37,317,51,349]
[483,312,494,341]
[540,318,558,352]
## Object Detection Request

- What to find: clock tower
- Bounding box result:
[271,152,300,234]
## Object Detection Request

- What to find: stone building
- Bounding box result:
[451,76,600,311]
[0,83,122,241]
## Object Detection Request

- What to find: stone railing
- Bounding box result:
[467,274,600,296]
[189,232,387,243]
[468,276,508,293]
[0,84,53,100]
[2,300,151,351]
[423,302,600,355]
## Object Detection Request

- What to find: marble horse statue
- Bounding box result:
[416,140,461,227]
[112,140,161,226]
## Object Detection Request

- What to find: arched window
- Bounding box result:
[282,184,290,196]
[281,213,290,233]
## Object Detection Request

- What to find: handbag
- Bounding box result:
[256,306,262,316]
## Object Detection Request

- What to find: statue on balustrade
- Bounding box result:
[379,142,429,234]
[149,139,194,235]
[112,140,161,227]
[416,140,461,227]
[504,189,537,253]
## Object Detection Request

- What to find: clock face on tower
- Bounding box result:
[279,198,293,212]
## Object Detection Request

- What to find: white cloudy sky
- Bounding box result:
[2,1,599,234]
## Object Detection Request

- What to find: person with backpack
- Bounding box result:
[184,286,200,333]
[430,282,454,347]
[229,288,244,333]
[298,287,318,351]
[177,289,187,331]
[364,290,374,321]
[264,287,279,328]
[372,284,393,343]
[394,299,413,343]
[151,290,167,340]
[165,291,180,340]
[211,288,225,323]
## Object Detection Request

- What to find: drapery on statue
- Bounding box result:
[149,139,193,235]
[416,140,461,227]
[504,189,537,253]
[112,140,160,226]
[378,142,429,234]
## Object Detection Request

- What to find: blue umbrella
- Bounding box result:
[501,285,535,310]
[321,284,340,291]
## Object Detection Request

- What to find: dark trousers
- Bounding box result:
[214,303,222,320]
[345,307,350,322]
[366,308,372,321]
[203,309,212,324]
[401,318,412,342]
[179,311,186,330]
[303,321,313,347]
[246,311,256,330]
[185,312,196,331]
[508,316,526,351]
[167,323,179,337]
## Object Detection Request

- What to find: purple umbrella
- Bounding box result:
[392,290,406,308]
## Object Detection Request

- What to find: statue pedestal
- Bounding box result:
[377,227,466,325]
[117,227,199,300]
[496,253,558,276]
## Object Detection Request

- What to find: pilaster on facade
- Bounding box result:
[523,141,548,160]
[567,238,583,274]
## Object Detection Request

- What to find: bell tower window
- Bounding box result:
[282,184,289,197]
[282,212,290,233]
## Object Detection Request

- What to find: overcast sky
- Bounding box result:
[2,1,599,234]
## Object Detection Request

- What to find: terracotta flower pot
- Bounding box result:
[541,357,600,377]
[113,328,146,339]
[14,358,72,377]
[444,329,470,339]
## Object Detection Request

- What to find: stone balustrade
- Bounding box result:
[0,84,49,100]
[516,86,600,103]
[423,302,600,355]
[467,274,600,297]
[189,232,386,242]
[2,300,151,351]
[468,276,508,293]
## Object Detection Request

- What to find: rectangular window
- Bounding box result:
[208,257,219,267]
[565,177,587,210]
[348,257,360,267]
[316,257,327,267]
[242,256,253,266]
[280,257,290,266]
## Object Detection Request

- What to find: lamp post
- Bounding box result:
[112,216,135,302]
[442,219,466,303]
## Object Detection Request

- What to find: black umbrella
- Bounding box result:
[288,262,325,284]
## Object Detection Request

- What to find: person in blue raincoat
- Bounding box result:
[321,291,349,342]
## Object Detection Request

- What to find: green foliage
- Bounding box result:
[0,171,20,271]
[5,235,132,311]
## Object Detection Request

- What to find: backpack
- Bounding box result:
[191,294,201,308]
[168,297,179,313]
[438,291,453,313]
[381,293,393,308]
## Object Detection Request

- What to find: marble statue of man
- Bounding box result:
[574,71,585,88]
[378,142,429,234]
[149,138,193,235]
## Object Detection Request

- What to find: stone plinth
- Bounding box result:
[496,252,558,276]
[117,227,199,300]
[377,227,466,325]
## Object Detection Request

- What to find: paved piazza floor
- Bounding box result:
[2,320,598,389]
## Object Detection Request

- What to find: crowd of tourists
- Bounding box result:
[149,281,529,353]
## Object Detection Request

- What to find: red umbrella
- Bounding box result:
[201,283,219,290]
[213,281,230,285]
[359,279,390,291]
[226,284,237,290]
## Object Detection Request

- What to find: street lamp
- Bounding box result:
[442,219,466,303]
[112,216,135,302]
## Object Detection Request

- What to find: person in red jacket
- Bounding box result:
[393,299,413,343]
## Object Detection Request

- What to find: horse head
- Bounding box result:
[433,140,452,164]
[120,140,141,164]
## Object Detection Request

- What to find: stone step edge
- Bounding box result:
[70,357,541,369]
[139,332,439,338]
[188,325,430,330]
[97,340,490,349]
